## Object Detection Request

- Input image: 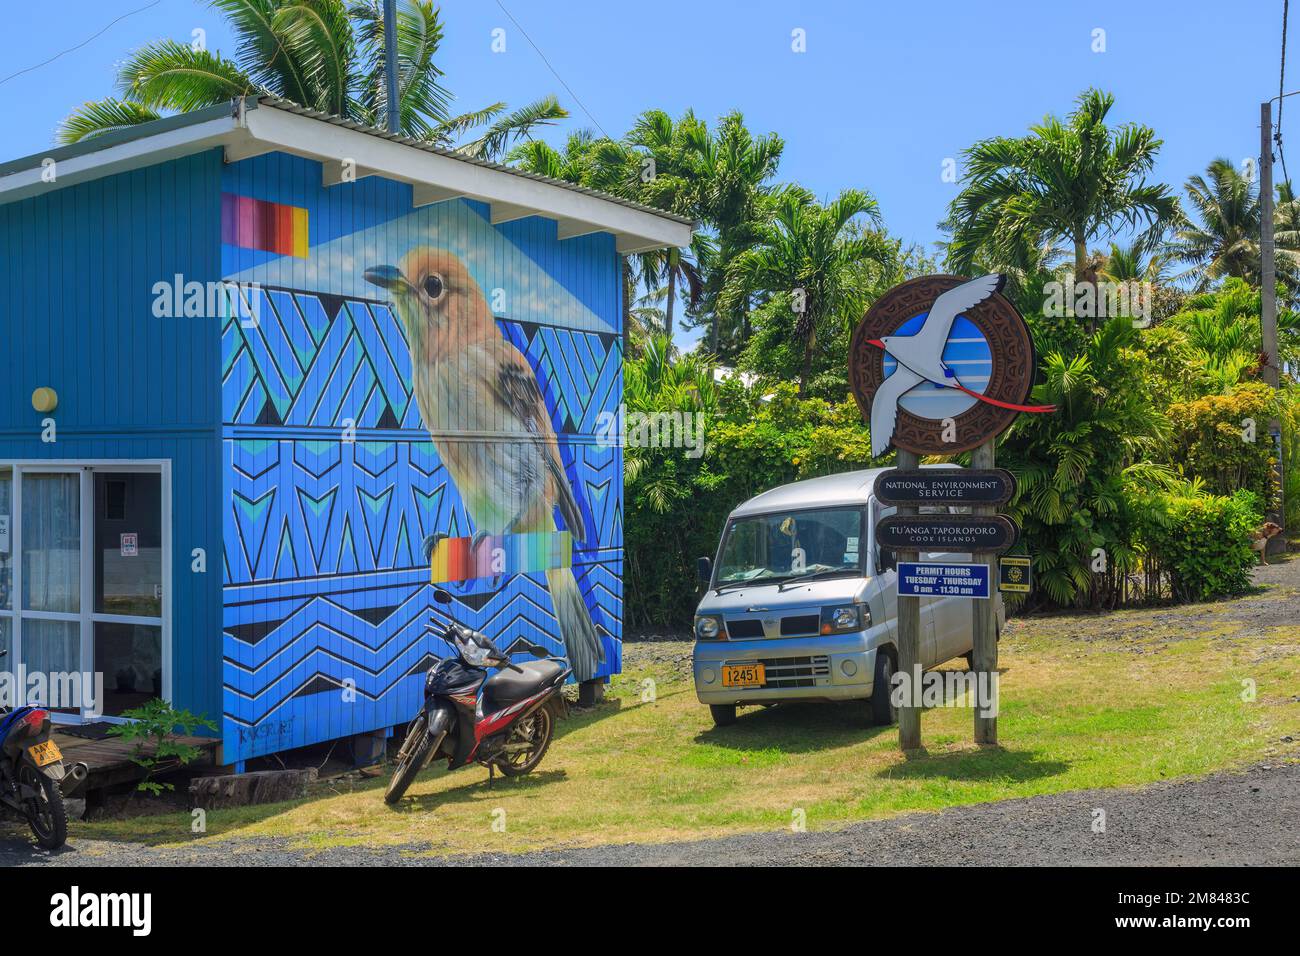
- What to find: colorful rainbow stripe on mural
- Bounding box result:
[431,531,572,583]
[222,193,309,258]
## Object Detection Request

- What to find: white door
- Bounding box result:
[0,463,168,720]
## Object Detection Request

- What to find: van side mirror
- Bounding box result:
[696,556,713,586]
[876,548,896,573]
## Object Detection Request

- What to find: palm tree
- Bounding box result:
[1167,157,1300,294]
[690,112,784,356]
[721,189,889,396]
[946,89,1178,286]
[1100,240,1168,284]
[58,0,567,160]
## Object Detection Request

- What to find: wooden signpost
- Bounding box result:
[970,441,999,745]
[893,450,923,750]
[848,274,1055,752]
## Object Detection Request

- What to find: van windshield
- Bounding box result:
[715,506,865,585]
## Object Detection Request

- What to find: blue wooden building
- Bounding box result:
[0,97,691,768]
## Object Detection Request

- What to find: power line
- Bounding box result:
[1278,0,1292,188]
[492,0,611,141]
[0,0,163,88]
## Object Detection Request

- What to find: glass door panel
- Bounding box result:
[94,622,163,716]
[92,471,163,717]
[94,473,162,617]
[21,618,81,711]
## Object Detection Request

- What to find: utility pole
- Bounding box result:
[1261,101,1287,551]
[384,0,400,133]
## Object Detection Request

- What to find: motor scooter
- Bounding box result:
[0,649,89,849]
[385,589,570,804]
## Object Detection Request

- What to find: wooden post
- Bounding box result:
[971,439,998,745]
[894,449,923,750]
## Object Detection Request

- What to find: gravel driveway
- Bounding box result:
[1,761,1295,866]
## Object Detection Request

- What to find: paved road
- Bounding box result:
[2,762,1296,866]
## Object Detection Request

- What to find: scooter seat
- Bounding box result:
[482,660,565,712]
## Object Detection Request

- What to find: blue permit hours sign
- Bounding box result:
[897,562,990,599]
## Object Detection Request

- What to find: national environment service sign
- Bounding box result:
[875,468,1017,508]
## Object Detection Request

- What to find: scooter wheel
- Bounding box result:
[384,717,434,805]
[497,702,555,777]
[19,764,67,850]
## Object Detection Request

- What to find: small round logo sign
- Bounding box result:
[849,274,1053,456]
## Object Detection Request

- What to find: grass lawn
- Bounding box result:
[74,580,1300,857]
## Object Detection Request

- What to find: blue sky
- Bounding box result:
[1,0,1289,348]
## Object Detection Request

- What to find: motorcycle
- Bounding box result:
[385,588,571,804]
[0,649,89,849]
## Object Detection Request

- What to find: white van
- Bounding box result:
[691,466,1003,727]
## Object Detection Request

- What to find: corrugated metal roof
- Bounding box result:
[249,96,695,227]
[0,95,694,231]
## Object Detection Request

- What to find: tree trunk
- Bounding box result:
[665,266,677,356]
[799,327,815,397]
[1073,238,1096,333]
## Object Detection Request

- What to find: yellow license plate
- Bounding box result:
[721,663,766,687]
[28,740,61,767]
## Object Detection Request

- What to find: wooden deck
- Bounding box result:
[52,730,220,792]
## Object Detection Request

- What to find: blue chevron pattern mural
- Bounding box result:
[220,188,624,764]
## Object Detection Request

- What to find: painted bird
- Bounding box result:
[365,247,604,682]
[866,273,1054,457]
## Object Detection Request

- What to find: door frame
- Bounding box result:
[0,459,171,724]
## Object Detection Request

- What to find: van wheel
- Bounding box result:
[870,650,898,726]
[710,704,737,727]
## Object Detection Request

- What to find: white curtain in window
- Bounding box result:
[22,474,80,614]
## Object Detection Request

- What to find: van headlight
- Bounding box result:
[695,615,724,640]
[821,604,868,634]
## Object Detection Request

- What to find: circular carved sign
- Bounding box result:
[849,275,1039,456]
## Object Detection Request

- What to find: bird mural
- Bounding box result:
[865,273,1055,457]
[365,247,604,683]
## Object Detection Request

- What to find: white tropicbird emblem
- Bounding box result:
[865,274,1053,458]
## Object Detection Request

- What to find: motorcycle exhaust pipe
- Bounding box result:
[61,762,90,797]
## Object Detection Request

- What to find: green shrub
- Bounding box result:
[106,698,218,794]
[1132,490,1261,602]
[1166,381,1279,508]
